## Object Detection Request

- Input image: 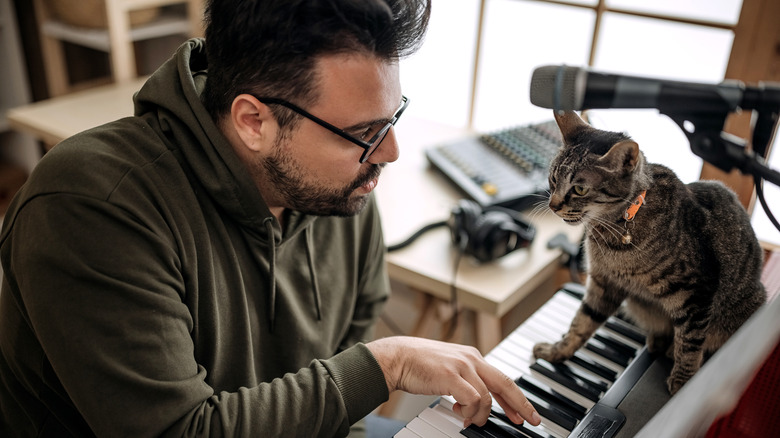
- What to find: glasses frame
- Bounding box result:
[255,95,409,163]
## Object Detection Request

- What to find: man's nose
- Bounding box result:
[367,127,400,165]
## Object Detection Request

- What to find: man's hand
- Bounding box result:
[366,336,541,428]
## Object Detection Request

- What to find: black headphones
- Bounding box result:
[386,199,535,262]
[449,199,536,262]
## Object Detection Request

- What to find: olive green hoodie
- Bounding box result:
[0,39,390,437]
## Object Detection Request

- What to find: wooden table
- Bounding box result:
[381,118,582,351]
[7,79,583,353]
[6,78,144,148]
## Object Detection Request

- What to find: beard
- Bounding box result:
[257,137,383,217]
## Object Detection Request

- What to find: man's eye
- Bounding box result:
[348,128,372,141]
[573,185,589,196]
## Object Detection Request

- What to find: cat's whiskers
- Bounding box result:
[529,194,552,222]
[586,213,651,258]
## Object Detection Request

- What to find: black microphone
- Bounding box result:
[529,65,780,115]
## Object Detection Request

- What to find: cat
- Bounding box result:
[532,110,767,395]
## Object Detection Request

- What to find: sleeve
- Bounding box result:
[338,195,392,352]
[5,193,387,438]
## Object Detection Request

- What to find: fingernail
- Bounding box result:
[532,411,541,424]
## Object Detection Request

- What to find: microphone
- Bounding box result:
[529,65,780,115]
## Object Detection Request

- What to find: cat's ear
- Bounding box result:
[598,140,640,172]
[553,110,590,145]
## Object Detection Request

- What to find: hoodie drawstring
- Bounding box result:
[305,227,323,321]
[263,217,278,332]
[263,219,322,332]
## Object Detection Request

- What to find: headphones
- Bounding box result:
[449,199,536,262]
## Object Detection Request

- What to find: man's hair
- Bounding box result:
[202,0,431,125]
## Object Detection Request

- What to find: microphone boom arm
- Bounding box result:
[664,110,780,187]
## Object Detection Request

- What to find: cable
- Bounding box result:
[386,220,448,252]
[755,176,780,233]
[443,237,467,341]
[388,220,466,341]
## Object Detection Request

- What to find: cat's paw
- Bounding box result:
[533,342,567,363]
[666,373,688,395]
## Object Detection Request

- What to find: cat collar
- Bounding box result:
[621,190,646,244]
[623,190,647,221]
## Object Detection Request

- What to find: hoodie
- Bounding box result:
[0,39,391,437]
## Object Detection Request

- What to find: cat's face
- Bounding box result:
[548,111,642,226]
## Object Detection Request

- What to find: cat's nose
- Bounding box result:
[549,196,563,212]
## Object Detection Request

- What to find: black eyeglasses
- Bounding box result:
[255,95,409,163]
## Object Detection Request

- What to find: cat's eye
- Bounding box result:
[573,185,589,196]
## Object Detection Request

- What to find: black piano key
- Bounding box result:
[488,407,556,438]
[517,388,578,431]
[613,308,638,325]
[569,352,617,382]
[530,359,602,402]
[513,422,557,438]
[461,417,527,438]
[594,332,637,358]
[461,422,503,438]
[585,338,630,367]
[560,282,586,300]
[515,374,587,420]
[551,359,609,393]
[605,318,646,345]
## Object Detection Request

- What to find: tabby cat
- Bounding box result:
[532,111,767,395]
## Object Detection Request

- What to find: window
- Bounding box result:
[401,0,743,184]
[401,0,780,245]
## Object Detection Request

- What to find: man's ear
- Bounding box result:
[229,94,278,153]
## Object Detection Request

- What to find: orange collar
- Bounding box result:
[623,190,647,221]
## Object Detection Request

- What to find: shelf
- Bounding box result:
[41,11,191,52]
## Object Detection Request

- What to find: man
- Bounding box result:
[0,1,540,436]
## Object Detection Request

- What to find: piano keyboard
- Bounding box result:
[395,283,654,438]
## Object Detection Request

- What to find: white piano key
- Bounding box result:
[418,407,464,437]
[578,346,626,374]
[601,324,645,350]
[556,291,583,309]
[536,418,569,438]
[406,417,452,438]
[393,427,422,438]
[522,317,627,375]
[398,290,653,438]
[512,325,553,344]
[490,400,570,438]
[439,395,456,410]
[529,367,597,410]
[486,352,526,379]
[432,403,467,427]
[490,344,532,371]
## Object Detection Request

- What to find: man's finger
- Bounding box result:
[479,364,541,426]
[447,368,495,426]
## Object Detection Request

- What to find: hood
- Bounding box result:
[133,38,317,242]
[133,39,320,329]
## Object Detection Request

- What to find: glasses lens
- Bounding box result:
[360,125,392,163]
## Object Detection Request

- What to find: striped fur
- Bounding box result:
[533,111,766,394]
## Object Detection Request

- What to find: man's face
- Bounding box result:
[253,53,402,217]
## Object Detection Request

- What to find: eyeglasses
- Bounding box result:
[255,95,409,163]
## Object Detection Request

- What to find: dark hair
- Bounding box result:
[202,0,431,125]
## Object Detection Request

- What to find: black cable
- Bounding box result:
[755,176,780,233]
[386,220,448,252]
[443,237,466,341]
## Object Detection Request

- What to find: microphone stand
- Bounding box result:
[665,111,780,187]
[663,108,780,232]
